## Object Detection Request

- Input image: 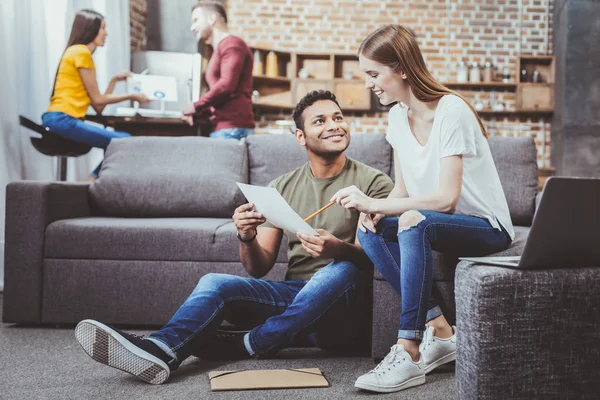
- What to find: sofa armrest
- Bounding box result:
[455,261,600,399]
[3,181,91,323]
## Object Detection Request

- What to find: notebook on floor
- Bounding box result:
[209,368,329,391]
[459,177,600,269]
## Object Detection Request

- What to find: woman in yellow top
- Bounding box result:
[42,9,150,179]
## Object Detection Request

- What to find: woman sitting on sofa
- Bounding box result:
[330,25,515,393]
[42,9,150,180]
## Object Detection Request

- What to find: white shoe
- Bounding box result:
[354,344,426,393]
[420,325,457,374]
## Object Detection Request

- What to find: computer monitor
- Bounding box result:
[131,51,202,112]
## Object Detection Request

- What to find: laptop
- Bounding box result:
[459,177,600,269]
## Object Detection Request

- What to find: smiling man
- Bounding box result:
[73,90,393,385]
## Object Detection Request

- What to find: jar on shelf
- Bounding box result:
[483,61,494,82]
[469,62,481,83]
[456,61,468,83]
[265,51,278,77]
[252,50,263,76]
[502,68,511,83]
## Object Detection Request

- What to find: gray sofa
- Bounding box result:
[2,133,392,326]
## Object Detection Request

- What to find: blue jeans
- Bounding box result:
[148,260,369,368]
[210,128,253,140]
[41,112,131,177]
[358,210,511,341]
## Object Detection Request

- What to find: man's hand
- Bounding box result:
[181,114,194,126]
[182,103,196,116]
[359,212,384,233]
[233,203,266,241]
[330,185,375,214]
[297,229,343,259]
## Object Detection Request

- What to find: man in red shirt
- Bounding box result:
[182,1,255,139]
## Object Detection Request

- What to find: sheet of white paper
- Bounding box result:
[237,183,318,235]
[127,74,178,102]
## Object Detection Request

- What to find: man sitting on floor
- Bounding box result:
[74,90,394,384]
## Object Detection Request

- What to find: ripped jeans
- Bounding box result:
[357,210,511,341]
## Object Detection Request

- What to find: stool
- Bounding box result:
[19,116,92,181]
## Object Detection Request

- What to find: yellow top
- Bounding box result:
[47,45,95,118]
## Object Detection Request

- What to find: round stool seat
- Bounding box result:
[19,115,92,157]
[30,131,92,157]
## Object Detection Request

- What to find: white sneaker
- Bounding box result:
[420,325,457,374]
[354,344,426,393]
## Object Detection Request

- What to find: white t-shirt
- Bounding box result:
[386,94,515,240]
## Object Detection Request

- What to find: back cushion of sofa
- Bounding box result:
[89,137,248,217]
[488,136,538,226]
[247,133,393,186]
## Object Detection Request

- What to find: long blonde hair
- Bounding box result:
[359,25,488,138]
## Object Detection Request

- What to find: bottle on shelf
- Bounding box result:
[265,51,278,77]
[483,61,494,82]
[520,69,528,82]
[252,50,263,76]
[469,62,481,83]
[456,61,468,83]
[502,68,511,83]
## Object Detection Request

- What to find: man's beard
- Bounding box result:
[305,137,350,159]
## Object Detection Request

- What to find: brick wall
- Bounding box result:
[226,0,553,168]
[130,0,148,51]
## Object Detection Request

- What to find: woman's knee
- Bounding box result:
[398,210,426,232]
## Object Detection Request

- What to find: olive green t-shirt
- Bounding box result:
[262,157,394,281]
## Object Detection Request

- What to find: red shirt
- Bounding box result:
[194,35,255,131]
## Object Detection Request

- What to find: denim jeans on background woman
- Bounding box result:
[210,128,253,140]
[357,210,511,342]
[41,111,131,177]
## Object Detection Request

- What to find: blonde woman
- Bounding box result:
[331,25,514,393]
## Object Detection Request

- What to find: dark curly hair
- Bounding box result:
[292,90,341,132]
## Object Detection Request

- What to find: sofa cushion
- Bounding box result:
[45,218,288,263]
[373,225,530,282]
[247,133,392,186]
[488,136,538,226]
[89,137,248,218]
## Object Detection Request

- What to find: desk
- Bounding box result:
[86,114,212,137]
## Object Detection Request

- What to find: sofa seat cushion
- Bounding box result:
[373,225,530,282]
[45,218,288,263]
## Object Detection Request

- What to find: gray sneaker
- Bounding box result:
[75,319,171,384]
[354,344,426,393]
[420,325,457,374]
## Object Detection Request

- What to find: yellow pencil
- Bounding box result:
[304,200,337,222]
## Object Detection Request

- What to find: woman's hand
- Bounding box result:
[330,185,375,214]
[112,71,133,82]
[130,93,151,104]
[359,212,384,233]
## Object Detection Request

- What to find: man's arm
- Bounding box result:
[193,45,246,112]
[233,203,283,278]
[239,226,283,278]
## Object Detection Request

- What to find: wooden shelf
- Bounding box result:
[253,102,294,111]
[444,81,518,89]
[478,109,554,116]
[252,75,291,84]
